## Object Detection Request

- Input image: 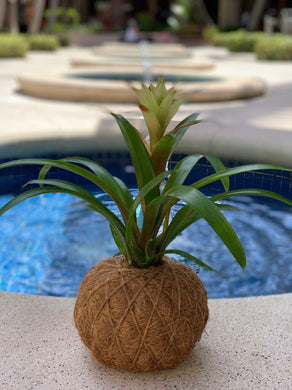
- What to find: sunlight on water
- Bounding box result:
[0,191,291,298]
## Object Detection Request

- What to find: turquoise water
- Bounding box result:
[68,72,223,83]
[0,191,291,298]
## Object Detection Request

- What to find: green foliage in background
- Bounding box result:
[0,34,29,57]
[26,34,60,51]
[225,31,265,52]
[57,34,71,47]
[208,27,292,60]
[202,25,220,42]
[210,29,264,52]
[255,34,292,60]
[44,7,80,33]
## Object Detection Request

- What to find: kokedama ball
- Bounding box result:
[74,256,208,372]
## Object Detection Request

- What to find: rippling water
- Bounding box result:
[0,191,291,298]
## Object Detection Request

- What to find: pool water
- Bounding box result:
[1,191,291,298]
[68,72,223,84]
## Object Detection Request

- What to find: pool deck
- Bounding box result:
[1,45,292,165]
[0,291,291,390]
[0,44,292,389]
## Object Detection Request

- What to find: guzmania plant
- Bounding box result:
[1,78,292,372]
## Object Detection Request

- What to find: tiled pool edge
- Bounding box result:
[0,291,291,389]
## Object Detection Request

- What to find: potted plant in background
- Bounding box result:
[0,78,291,372]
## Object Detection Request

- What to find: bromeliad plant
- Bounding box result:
[1,78,292,372]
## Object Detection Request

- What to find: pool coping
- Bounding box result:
[3,109,292,170]
[1,291,290,389]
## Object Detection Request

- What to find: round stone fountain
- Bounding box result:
[17,42,266,103]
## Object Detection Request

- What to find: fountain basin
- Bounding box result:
[71,57,215,70]
[91,42,193,59]
[17,68,266,103]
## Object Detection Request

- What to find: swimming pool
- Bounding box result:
[0,153,291,298]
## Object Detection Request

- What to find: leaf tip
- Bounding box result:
[139,104,149,112]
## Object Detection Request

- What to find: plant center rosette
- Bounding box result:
[1,78,292,371]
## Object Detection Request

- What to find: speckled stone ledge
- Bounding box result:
[0,291,291,390]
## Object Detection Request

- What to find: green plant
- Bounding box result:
[57,34,71,47]
[210,30,265,52]
[168,0,213,32]
[255,35,292,60]
[66,7,80,26]
[137,11,154,32]
[44,6,81,33]
[1,78,292,371]
[226,31,265,52]
[211,31,230,46]
[0,34,29,57]
[202,25,220,41]
[0,78,291,271]
[86,21,103,33]
[26,34,60,51]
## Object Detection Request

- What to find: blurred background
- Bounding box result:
[1,1,292,45]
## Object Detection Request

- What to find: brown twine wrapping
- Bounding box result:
[74,256,208,372]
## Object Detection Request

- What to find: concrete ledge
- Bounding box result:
[0,291,290,389]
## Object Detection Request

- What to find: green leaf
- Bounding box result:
[151,126,190,175]
[211,188,292,207]
[0,158,131,222]
[151,155,204,234]
[112,113,160,204]
[171,112,200,133]
[139,106,162,150]
[160,203,238,251]
[151,77,166,104]
[60,156,134,214]
[38,164,52,184]
[109,223,129,259]
[125,170,172,247]
[139,199,164,250]
[145,238,157,259]
[62,155,132,200]
[0,184,127,248]
[165,185,246,269]
[163,154,203,191]
[205,155,229,192]
[156,87,176,131]
[142,84,159,114]
[25,178,126,231]
[160,96,184,132]
[194,164,292,190]
[132,87,148,106]
[162,249,221,274]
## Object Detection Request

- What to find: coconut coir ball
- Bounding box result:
[74,256,208,371]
